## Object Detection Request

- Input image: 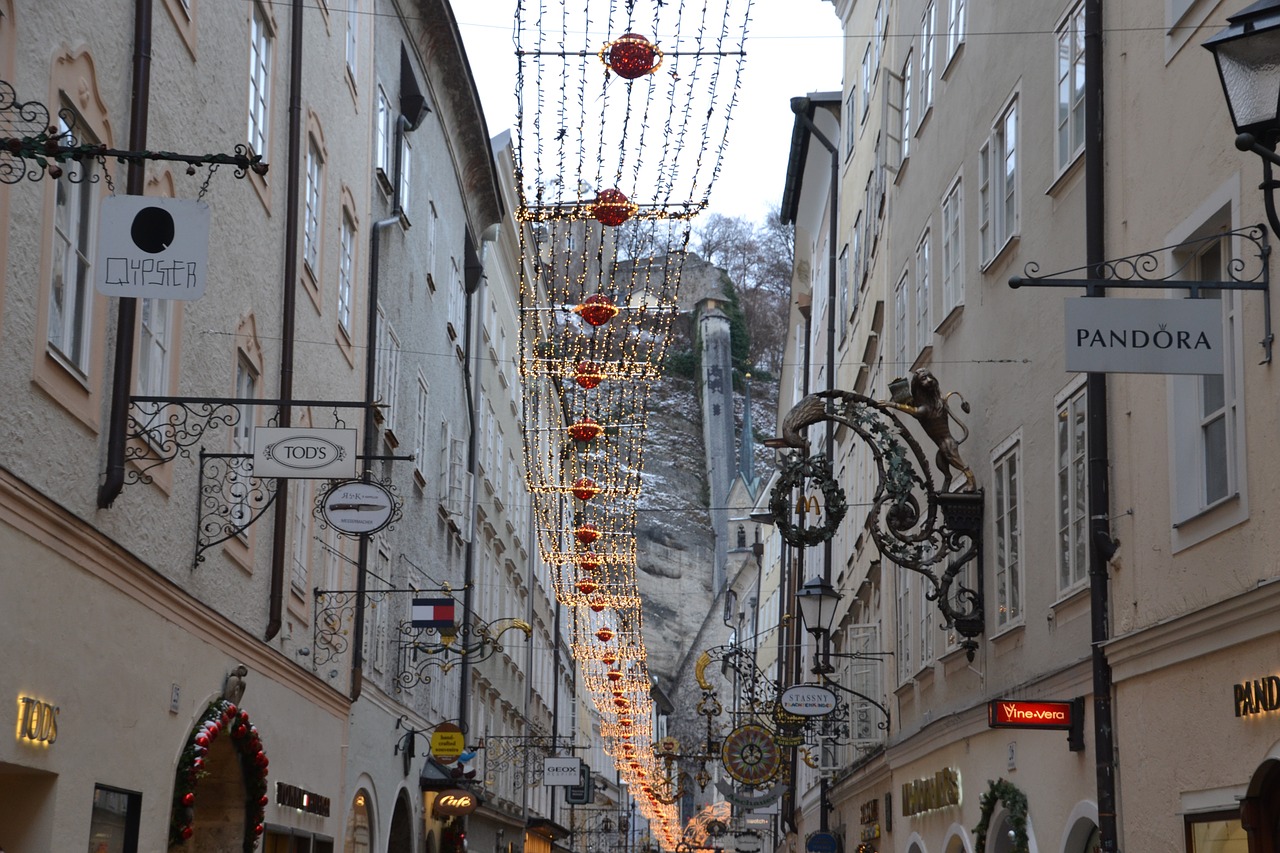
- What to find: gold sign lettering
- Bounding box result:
[795,494,821,518]
[17,696,58,745]
[434,788,479,817]
[901,768,960,817]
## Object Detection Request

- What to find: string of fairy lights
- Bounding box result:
[511,0,752,847]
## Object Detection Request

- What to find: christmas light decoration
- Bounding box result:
[576,294,620,327]
[601,33,663,80]
[593,188,639,226]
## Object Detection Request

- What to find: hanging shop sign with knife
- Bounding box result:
[321,480,396,536]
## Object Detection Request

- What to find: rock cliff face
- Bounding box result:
[636,372,777,693]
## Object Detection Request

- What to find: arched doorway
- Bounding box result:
[1242,759,1280,853]
[187,736,245,851]
[345,790,373,853]
[388,792,414,853]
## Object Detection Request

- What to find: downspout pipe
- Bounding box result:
[458,223,500,742]
[790,95,839,834]
[266,0,306,642]
[1084,0,1121,850]
[98,0,153,509]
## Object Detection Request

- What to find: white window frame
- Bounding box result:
[375,84,392,180]
[1056,3,1086,174]
[893,271,909,376]
[901,52,913,162]
[946,0,966,64]
[1056,379,1088,593]
[920,2,936,114]
[138,298,172,397]
[992,432,1023,629]
[247,2,273,158]
[915,229,932,346]
[941,175,964,316]
[845,87,857,158]
[345,0,359,82]
[861,46,872,123]
[374,305,401,435]
[398,132,412,215]
[414,373,430,480]
[338,210,355,335]
[896,571,913,682]
[291,478,313,593]
[303,136,322,274]
[979,95,1018,265]
[48,111,97,376]
[230,356,258,530]
[839,245,850,343]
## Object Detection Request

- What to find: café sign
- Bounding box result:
[779,685,838,717]
[434,788,478,817]
[1065,297,1223,375]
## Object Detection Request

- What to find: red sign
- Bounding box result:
[988,699,1075,730]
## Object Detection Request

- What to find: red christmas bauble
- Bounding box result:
[255,824,265,836]
[601,652,618,666]
[194,734,209,747]
[596,626,616,642]
[574,523,601,545]
[183,792,196,807]
[255,751,268,768]
[575,551,603,572]
[588,600,607,613]
[575,361,604,389]
[575,578,599,595]
[571,477,601,501]
[260,794,270,806]
[593,188,636,227]
[577,294,618,327]
[233,725,248,739]
[568,418,603,443]
[181,825,194,840]
[224,703,237,717]
[607,33,659,79]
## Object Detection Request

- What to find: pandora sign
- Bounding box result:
[1064,297,1223,375]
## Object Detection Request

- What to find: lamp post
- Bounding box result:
[795,574,843,837]
[1205,0,1280,233]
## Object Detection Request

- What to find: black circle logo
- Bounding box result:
[130,206,176,254]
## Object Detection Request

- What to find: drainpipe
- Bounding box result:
[265,0,306,642]
[97,0,153,509]
[459,223,499,744]
[1084,0,1120,850]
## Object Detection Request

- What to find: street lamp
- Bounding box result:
[1205,0,1280,231]
[795,575,842,673]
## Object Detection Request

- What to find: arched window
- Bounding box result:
[344,790,372,853]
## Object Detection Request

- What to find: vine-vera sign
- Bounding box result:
[1064,297,1223,375]
[988,699,1075,730]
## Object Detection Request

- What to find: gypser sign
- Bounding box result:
[901,768,960,817]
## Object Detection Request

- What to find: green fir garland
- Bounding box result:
[972,777,1030,853]
[168,699,270,852]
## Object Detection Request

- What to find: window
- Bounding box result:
[1170,230,1245,532]
[374,85,391,180]
[231,355,258,529]
[1056,381,1087,592]
[303,136,323,274]
[414,374,430,480]
[1056,3,1086,173]
[345,0,358,82]
[838,245,850,341]
[920,3,935,113]
[137,298,172,396]
[979,97,1018,263]
[901,52,912,161]
[369,544,390,672]
[374,305,401,435]
[896,572,913,681]
[861,46,872,122]
[1185,811,1246,852]
[851,213,862,289]
[917,573,933,667]
[447,257,463,342]
[915,230,932,346]
[89,785,142,853]
[893,272,909,375]
[993,437,1022,628]
[247,2,272,158]
[398,133,412,214]
[338,210,355,335]
[941,177,963,315]
[48,112,97,376]
[873,1,885,73]
[946,0,966,62]
[845,87,857,157]
[291,478,312,593]
[426,200,439,288]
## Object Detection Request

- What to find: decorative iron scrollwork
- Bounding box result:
[1,79,266,184]
[126,399,246,485]
[768,454,847,548]
[483,732,575,785]
[395,617,532,692]
[769,376,986,659]
[194,451,277,567]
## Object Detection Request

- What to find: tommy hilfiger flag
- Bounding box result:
[411,597,456,629]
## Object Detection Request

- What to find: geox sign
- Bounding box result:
[1064,297,1223,375]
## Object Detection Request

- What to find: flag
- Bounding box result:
[412,597,455,629]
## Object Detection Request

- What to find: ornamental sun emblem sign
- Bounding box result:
[721,724,782,787]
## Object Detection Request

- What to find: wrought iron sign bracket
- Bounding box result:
[395,616,532,692]
[1009,223,1272,363]
[1,80,266,186]
[769,375,986,660]
[312,585,458,668]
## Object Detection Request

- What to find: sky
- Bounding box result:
[454,0,844,227]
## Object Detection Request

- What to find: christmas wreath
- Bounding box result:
[168,699,270,851]
[972,777,1030,853]
[769,454,848,548]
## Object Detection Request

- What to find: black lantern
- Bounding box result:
[1204,0,1280,141]
[795,575,842,637]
